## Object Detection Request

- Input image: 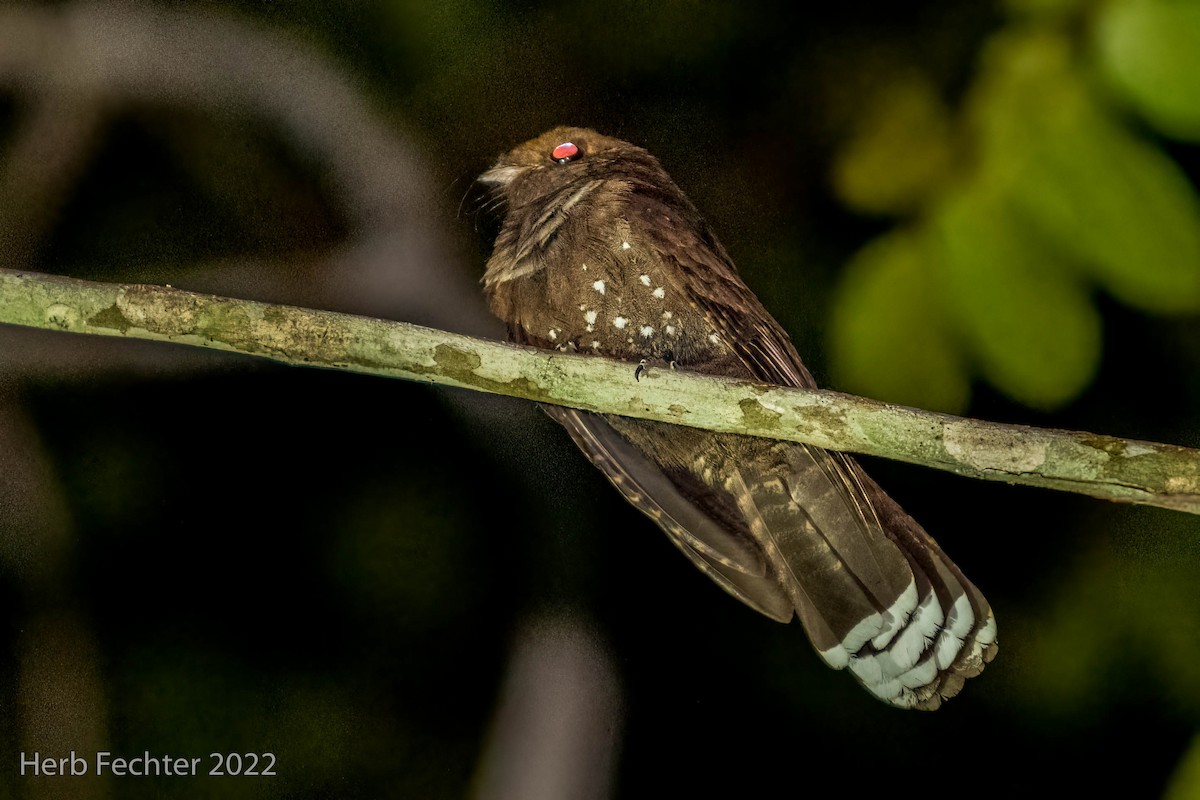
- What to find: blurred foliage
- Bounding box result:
[1096,0,1200,142]
[2,1,1199,798]
[823,9,1200,788]
[829,229,971,411]
[831,77,955,215]
[1167,733,1200,800]
[829,0,1200,413]
[1014,507,1200,716]
[25,374,516,798]
[934,187,1102,409]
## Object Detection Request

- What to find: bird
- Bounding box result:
[478,126,996,709]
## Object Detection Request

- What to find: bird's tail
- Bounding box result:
[727,446,997,710]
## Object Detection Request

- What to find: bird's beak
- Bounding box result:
[477,164,524,187]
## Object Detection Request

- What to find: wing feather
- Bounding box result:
[496,164,995,709]
[543,404,794,622]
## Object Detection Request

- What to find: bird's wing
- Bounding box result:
[506,184,997,709]
[508,321,795,622]
[542,403,797,622]
[620,192,998,708]
[626,189,814,387]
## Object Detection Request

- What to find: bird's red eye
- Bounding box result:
[551,142,581,164]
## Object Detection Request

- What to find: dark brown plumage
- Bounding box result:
[480,126,996,709]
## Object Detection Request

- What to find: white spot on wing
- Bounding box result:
[591,340,601,350]
[885,589,945,673]
[872,579,918,650]
[665,325,677,336]
[621,241,631,250]
[708,333,721,345]
[584,310,597,324]
[866,678,904,701]
[593,280,606,295]
[898,653,939,689]
[548,329,558,341]
[839,611,884,654]
[639,325,654,338]
[639,274,651,286]
[652,287,665,299]
[978,614,998,647]
[661,311,673,320]
[849,654,884,685]
[819,644,849,670]
[946,593,976,638]
[933,593,975,670]
[613,316,628,329]
[871,651,905,681]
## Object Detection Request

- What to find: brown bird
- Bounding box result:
[479,127,996,709]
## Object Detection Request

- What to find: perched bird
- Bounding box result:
[479,127,996,709]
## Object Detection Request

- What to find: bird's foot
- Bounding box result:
[634,356,677,382]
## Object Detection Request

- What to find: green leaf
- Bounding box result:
[1096,0,1200,142]
[1005,0,1087,18]
[932,189,1102,409]
[1165,733,1200,800]
[1016,102,1200,313]
[828,229,970,413]
[831,77,955,216]
[972,29,1200,313]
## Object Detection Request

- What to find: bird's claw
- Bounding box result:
[635,357,677,381]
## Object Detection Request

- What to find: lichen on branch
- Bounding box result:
[2,267,1198,514]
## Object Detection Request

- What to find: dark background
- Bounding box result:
[1,1,1198,798]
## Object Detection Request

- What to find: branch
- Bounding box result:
[3,268,1198,514]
